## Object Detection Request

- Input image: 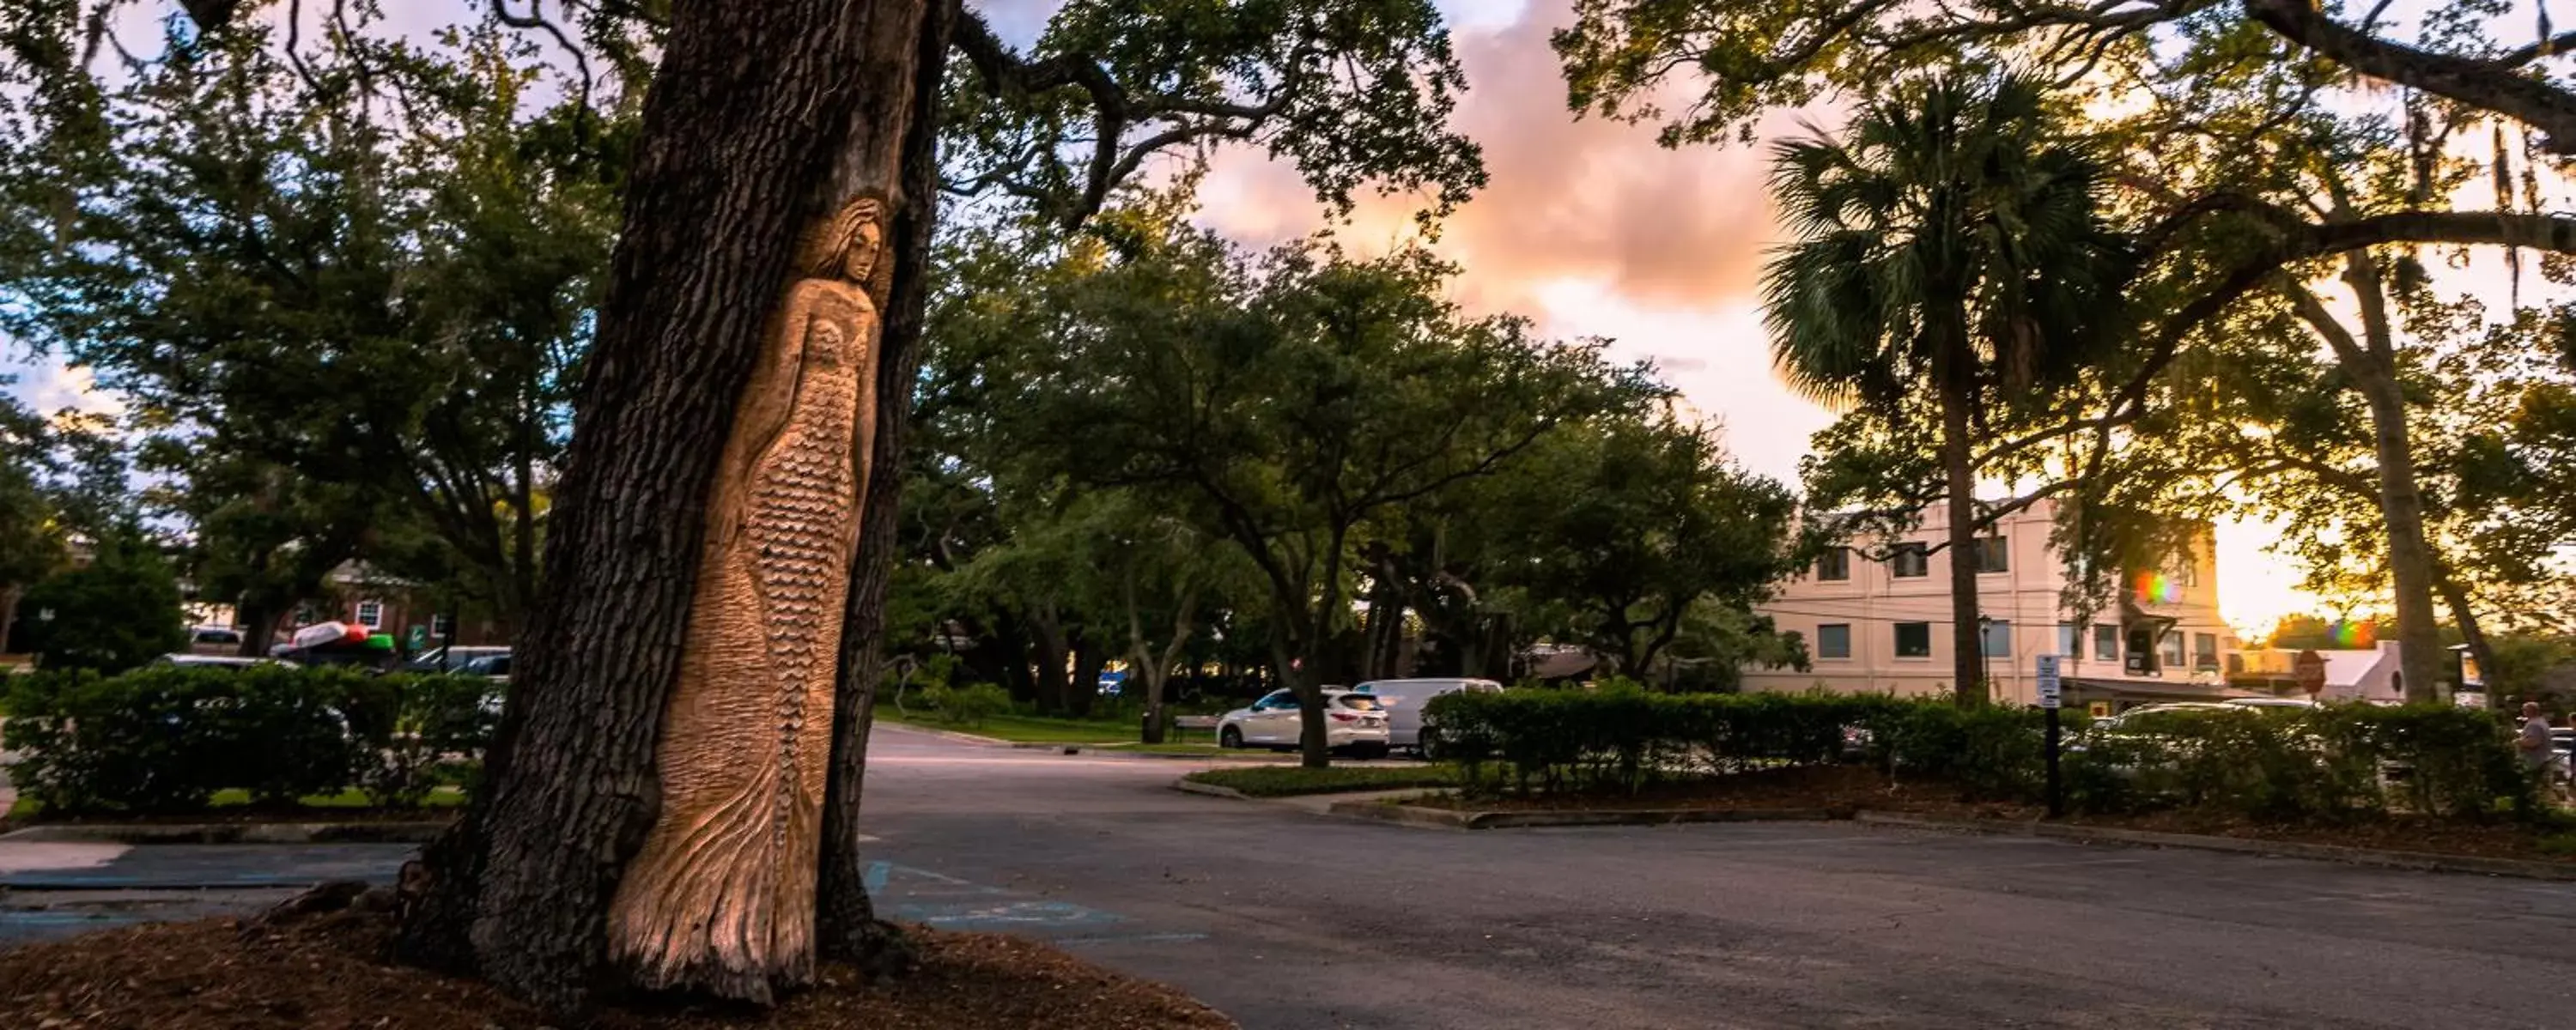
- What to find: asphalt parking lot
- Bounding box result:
[9,726,2576,1028]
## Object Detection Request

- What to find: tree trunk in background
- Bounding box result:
[2342,251,2443,704]
[234,601,285,658]
[0,584,20,654]
[2354,368,2445,704]
[982,610,1039,703]
[1067,631,1103,718]
[394,0,930,1010]
[1938,379,1986,706]
[819,0,953,961]
[2434,564,2496,699]
[1030,605,1072,714]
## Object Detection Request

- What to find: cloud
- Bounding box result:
[3,355,123,417]
[1199,0,1795,314]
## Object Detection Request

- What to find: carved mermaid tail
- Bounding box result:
[609,288,870,1001]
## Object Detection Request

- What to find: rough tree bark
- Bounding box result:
[394,0,933,1012]
[818,0,955,963]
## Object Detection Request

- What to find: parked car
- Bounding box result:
[150,653,298,670]
[2088,701,2238,735]
[1217,688,1391,757]
[1349,677,1502,754]
[185,627,244,655]
[2223,697,2318,712]
[404,645,511,675]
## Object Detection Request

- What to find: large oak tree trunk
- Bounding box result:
[396,0,931,1011]
[818,0,955,963]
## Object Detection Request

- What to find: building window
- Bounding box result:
[1975,536,2009,573]
[1894,622,1933,657]
[355,600,384,630]
[1890,543,1929,579]
[2160,630,2185,669]
[2094,625,2120,662]
[1981,619,2012,657]
[1817,623,1852,660]
[2194,633,2220,670]
[1816,548,1851,582]
[2057,624,2081,657]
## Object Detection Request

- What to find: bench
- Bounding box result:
[1172,714,1221,742]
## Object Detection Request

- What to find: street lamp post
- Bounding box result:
[1978,615,1992,697]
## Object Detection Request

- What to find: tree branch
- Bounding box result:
[2245,0,2576,153]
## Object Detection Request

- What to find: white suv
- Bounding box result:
[1217,689,1391,757]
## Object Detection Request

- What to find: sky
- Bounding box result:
[9,0,2556,638]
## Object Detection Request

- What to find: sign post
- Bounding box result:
[2036,654,2063,819]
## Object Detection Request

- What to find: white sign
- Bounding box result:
[2035,654,2063,710]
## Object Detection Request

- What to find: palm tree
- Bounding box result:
[1763,73,2132,706]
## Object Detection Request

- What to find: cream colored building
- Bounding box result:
[1746,499,2242,708]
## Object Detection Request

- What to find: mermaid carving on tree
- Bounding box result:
[608,195,889,1001]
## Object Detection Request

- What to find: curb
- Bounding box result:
[1171,779,1250,800]
[1851,811,2576,882]
[1326,799,1853,831]
[1093,749,1297,763]
[0,821,451,845]
[875,722,1020,747]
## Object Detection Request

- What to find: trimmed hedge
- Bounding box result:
[1,664,500,813]
[2071,704,2534,822]
[1423,687,2535,825]
[1427,687,1917,795]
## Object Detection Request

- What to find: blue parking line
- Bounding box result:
[866,860,1203,944]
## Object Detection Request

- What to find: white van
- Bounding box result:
[1351,678,1504,753]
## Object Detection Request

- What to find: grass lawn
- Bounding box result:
[1183,765,1459,797]
[879,707,1142,744]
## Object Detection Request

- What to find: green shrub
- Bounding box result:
[343,673,502,807]
[1421,688,2523,827]
[2069,703,2530,824]
[0,664,501,813]
[1426,688,1904,796]
[1868,702,2062,801]
[921,682,1011,727]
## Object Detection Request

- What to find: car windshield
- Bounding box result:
[1334,695,1382,711]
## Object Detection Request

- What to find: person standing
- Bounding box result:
[2518,702,2561,786]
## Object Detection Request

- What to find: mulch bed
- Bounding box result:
[0,909,1235,1029]
[1418,765,2576,864]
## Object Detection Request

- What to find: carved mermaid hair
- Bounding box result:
[793,194,894,305]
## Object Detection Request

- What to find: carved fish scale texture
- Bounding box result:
[607,279,877,1001]
[744,323,860,848]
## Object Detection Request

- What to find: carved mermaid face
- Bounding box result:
[797,196,890,294]
[841,220,884,286]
